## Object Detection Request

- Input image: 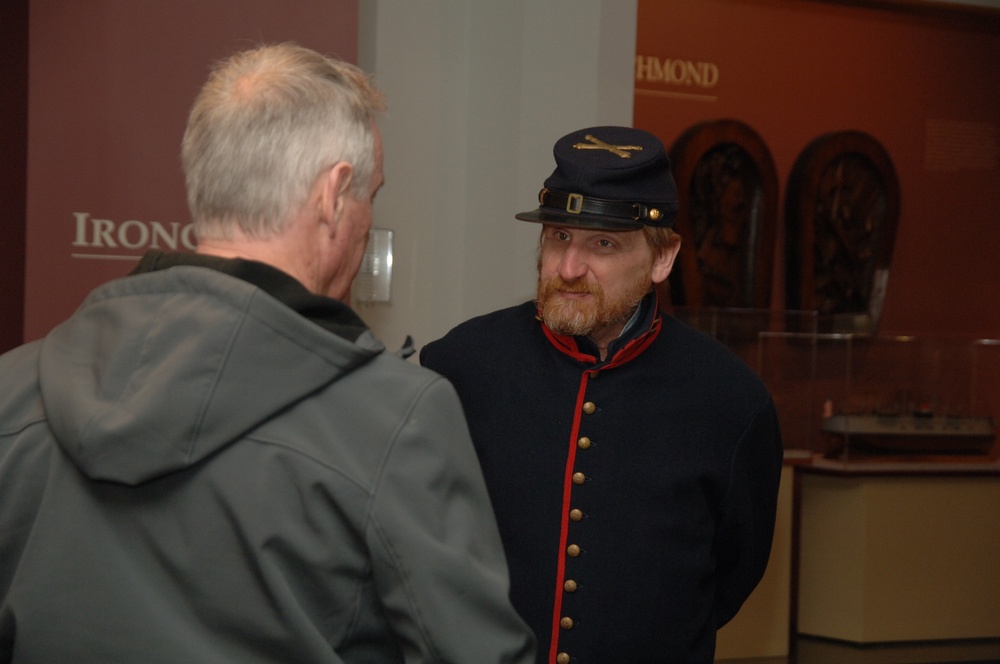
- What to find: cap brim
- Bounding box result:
[514,208,645,231]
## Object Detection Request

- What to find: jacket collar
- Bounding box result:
[539,292,662,369]
[131,250,370,342]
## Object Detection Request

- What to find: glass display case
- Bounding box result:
[673,307,999,459]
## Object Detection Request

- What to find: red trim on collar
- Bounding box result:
[604,314,661,369]
[539,311,663,370]
[541,322,598,363]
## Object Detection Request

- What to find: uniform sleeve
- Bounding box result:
[712,395,784,627]
[364,375,536,664]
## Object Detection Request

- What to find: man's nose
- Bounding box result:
[558,245,588,281]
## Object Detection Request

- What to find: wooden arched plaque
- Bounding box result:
[663,119,779,310]
[784,131,900,332]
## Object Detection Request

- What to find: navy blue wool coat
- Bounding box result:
[421,298,783,664]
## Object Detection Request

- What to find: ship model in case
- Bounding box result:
[822,403,996,455]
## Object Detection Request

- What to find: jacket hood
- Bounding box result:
[38,265,383,485]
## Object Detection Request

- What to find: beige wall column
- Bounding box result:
[357,1,638,350]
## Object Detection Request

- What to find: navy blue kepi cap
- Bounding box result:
[515,126,679,231]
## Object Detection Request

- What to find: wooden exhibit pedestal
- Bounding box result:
[796,459,1000,643]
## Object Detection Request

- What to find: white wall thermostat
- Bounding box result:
[354,228,393,303]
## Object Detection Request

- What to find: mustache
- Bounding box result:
[539,276,602,297]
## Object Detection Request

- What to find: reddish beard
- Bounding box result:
[536,272,652,337]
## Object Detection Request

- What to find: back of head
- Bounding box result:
[182,43,385,241]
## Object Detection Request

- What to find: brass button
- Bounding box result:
[556,654,570,664]
[572,472,586,485]
[567,544,581,557]
[564,579,578,592]
[560,616,574,630]
[577,436,591,449]
[583,402,596,415]
[569,508,583,521]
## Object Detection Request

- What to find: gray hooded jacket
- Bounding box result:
[0,255,534,664]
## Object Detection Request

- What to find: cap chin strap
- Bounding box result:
[539,188,664,223]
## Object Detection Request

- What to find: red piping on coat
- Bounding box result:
[539,311,663,662]
[548,371,590,664]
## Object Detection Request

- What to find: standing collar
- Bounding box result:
[540,292,661,367]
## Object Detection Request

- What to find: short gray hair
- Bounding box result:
[182,43,385,241]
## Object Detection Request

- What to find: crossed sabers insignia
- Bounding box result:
[572,134,643,158]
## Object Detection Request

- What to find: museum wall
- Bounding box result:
[354,2,639,352]
[13,0,358,347]
[634,0,1000,340]
[3,1,637,355]
[3,0,998,358]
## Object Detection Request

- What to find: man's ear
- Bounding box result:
[322,162,354,231]
[651,237,681,285]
